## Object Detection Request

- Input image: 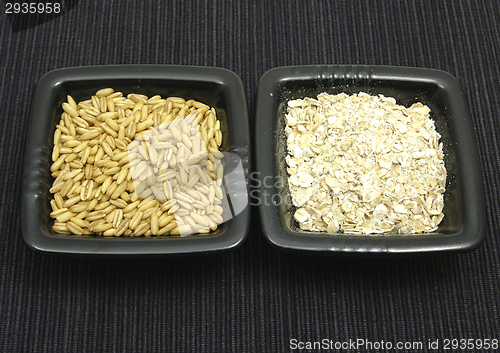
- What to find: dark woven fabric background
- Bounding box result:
[1,0,499,352]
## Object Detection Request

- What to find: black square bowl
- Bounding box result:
[255,65,485,255]
[21,65,251,256]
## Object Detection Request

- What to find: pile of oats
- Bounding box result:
[49,89,225,237]
[285,92,446,235]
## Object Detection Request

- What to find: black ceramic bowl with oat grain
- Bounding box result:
[255,65,485,255]
[21,65,250,256]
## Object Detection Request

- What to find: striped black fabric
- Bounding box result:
[1,1,499,351]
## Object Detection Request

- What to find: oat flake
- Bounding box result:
[285,92,446,235]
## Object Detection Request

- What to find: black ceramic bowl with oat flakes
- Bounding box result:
[255,65,485,255]
[21,65,250,256]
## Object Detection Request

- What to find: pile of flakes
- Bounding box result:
[284,92,446,235]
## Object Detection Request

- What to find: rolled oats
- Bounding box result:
[285,92,446,235]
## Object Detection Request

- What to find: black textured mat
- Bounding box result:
[1,1,499,351]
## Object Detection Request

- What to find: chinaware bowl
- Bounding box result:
[21,65,251,256]
[255,65,485,255]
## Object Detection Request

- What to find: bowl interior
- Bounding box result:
[44,79,234,238]
[273,77,461,237]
